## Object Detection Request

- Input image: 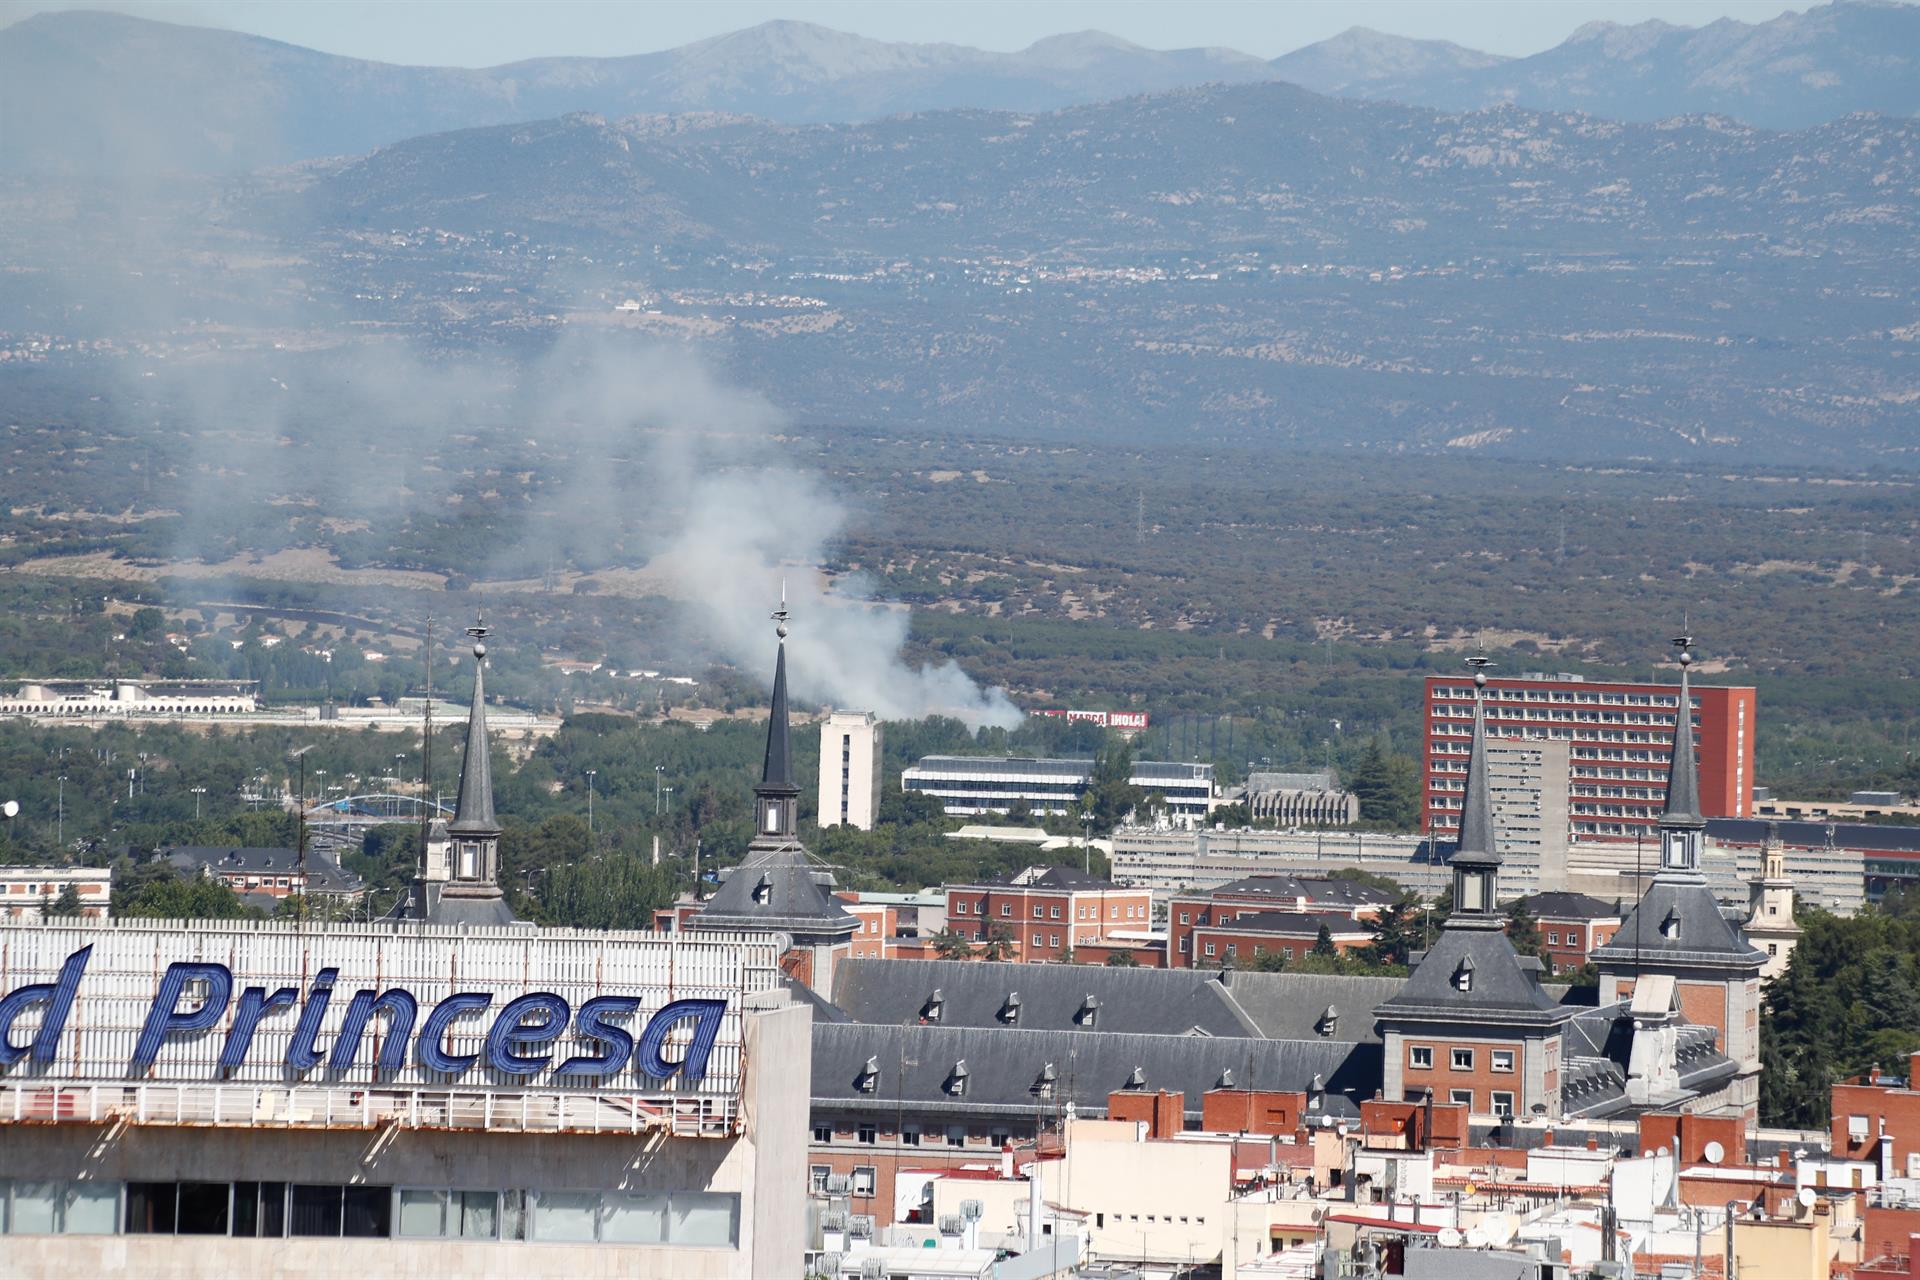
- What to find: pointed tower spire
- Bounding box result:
[755,591,799,840]
[1448,655,1502,925]
[448,615,498,838]
[1658,634,1705,875]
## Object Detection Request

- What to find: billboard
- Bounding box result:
[1031,709,1150,730]
[0,921,780,1100]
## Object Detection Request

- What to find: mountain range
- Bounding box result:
[2,3,1917,175]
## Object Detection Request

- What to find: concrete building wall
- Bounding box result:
[818,712,882,831]
[1040,1119,1233,1266]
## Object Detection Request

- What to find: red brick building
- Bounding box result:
[1511,890,1623,975]
[1421,671,1756,842]
[1831,1055,1920,1170]
[944,865,1152,963]
[1187,911,1373,968]
[1167,874,1393,969]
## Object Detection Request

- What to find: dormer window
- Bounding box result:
[1033,1063,1057,1099]
[1124,1065,1147,1091]
[856,1056,879,1093]
[1660,908,1681,940]
[946,1060,969,1097]
[752,873,774,905]
[1218,1067,1234,1090]
[1317,1004,1340,1038]
[922,989,944,1024]
[1076,995,1101,1028]
[999,992,1021,1025]
[1453,956,1476,993]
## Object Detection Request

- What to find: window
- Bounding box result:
[1033,905,1044,919]
[1451,1048,1474,1071]
[1049,935,1059,947]
[1179,912,1190,925]
[809,1167,831,1194]
[1001,904,1012,917]
[599,1193,667,1244]
[813,1125,832,1143]
[1050,906,1060,919]
[1767,943,1779,956]
[1849,1115,1871,1141]
[1547,931,1559,946]
[231,1182,287,1238]
[1491,1049,1515,1074]
[857,1125,876,1145]
[1409,1046,1434,1070]
[851,1168,877,1197]
[1204,942,1216,957]
[1032,933,1043,946]
[532,1191,598,1242]
[901,1129,921,1146]
[1450,1089,1473,1107]
[955,902,968,914]
[11,1181,117,1236]
[399,1190,499,1240]
[1491,1092,1516,1119]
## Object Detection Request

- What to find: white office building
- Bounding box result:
[818,711,883,831]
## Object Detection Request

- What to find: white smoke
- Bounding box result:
[654,469,1022,729]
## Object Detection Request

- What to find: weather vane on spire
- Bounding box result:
[467,612,489,660]
[771,581,790,641]
[1672,632,1694,668]
[1464,652,1494,689]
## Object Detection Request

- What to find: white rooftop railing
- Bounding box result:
[0,1081,737,1139]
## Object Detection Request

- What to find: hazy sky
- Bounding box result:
[1,0,1818,64]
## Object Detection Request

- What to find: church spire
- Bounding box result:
[1448,655,1502,925]
[1658,634,1705,875]
[754,591,799,841]
[448,616,499,838]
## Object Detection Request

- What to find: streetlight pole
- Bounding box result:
[57,775,66,848]
[191,785,207,820]
[663,786,674,815]
[586,769,597,837]
[1080,810,1094,876]
[654,764,664,816]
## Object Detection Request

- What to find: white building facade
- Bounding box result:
[0,919,810,1277]
[818,712,883,831]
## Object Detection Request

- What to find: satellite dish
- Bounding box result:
[2,800,17,818]
[1798,1186,1817,1208]
[1465,1226,1490,1248]
[1438,1227,1464,1247]
[1704,1141,1726,1165]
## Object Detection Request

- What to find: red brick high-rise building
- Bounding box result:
[1421,671,1756,843]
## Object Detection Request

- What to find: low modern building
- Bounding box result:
[818,711,882,831]
[0,867,112,920]
[1242,770,1359,826]
[902,756,1213,819]
[1186,911,1374,967]
[0,917,810,1277]
[0,678,260,719]
[1110,826,1446,897]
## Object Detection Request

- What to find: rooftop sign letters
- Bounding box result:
[0,925,771,1097]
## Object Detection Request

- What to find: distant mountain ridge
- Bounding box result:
[1278,1,1920,128]
[1,3,1917,174]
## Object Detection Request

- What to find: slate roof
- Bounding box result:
[811,1021,1377,1121]
[1590,876,1767,971]
[827,958,1399,1045]
[961,865,1114,891]
[1662,663,1705,827]
[1514,891,1620,921]
[1374,921,1570,1028]
[1198,910,1374,938]
[690,636,857,940]
[447,637,499,837]
[1207,875,1397,908]
[399,881,520,927]
[159,846,362,896]
[1707,817,1920,852]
